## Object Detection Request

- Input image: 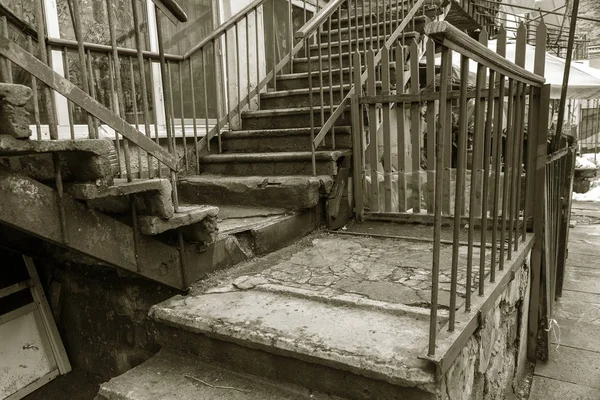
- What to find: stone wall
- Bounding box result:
[36,258,177,379]
[440,255,531,400]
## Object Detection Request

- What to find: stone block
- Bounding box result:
[0,83,32,139]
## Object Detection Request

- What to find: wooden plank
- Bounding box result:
[396,44,408,212]
[0,38,179,171]
[426,40,436,214]
[424,21,545,87]
[367,49,379,211]
[0,302,37,325]
[410,40,421,213]
[23,256,71,375]
[382,46,392,212]
[0,280,32,299]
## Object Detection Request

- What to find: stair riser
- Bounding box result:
[260,89,346,109]
[242,110,351,129]
[309,35,414,57]
[201,159,338,176]
[179,179,327,210]
[277,71,352,90]
[221,133,352,153]
[154,324,436,400]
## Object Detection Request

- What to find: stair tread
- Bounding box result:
[138,204,219,235]
[0,135,114,156]
[66,178,171,200]
[221,127,351,137]
[242,106,344,117]
[199,150,351,163]
[260,84,352,98]
[97,349,327,400]
[150,257,436,387]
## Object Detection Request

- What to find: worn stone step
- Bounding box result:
[319,17,425,42]
[66,178,174,219]
[150,270,437,399]
[309,31,418,57]
[277,67,353,90]
[260,84,385,109]
[198,150,351,176]
[97,349,340,400]
[241,107,351,130]
[179,174,334,210]
[0,135,118,185]
[138,204,219,244]
[220,127,351,152]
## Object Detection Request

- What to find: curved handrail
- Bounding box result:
[151,0,188,23]
[424,21,545,87]
[295,0,345,38]
[183,0,268,59]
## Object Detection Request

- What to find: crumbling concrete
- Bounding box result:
[0,83,32,138]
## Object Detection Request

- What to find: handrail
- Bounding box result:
[0,4,37,39]
[47,37,183,61]
[295,0,345,39]
[424,21,546,87]
[183,0,267,59]
[0,38,179,171]
[151,0,188,23]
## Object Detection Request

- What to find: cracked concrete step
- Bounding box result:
[241,107,351,129]
[179,175,334,210]
[0,135,118,184]
[220,127,351,152]
[150,287,436,400]
[198,150,351,176]
[260,84,386,109]
[66,178,174,219]
[138,204,219,237]
[96,349,342,400]
[309,31,419,57]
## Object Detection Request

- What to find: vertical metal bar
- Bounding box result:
[201,49,211,152]
[409,40,421,213]
[167,61,177,153]
[235,23,242,115]
[500,79,516,269]
[307,36,316,175]
[28,37,42,140]
[429,46,451,357]
[87,49,101,139]
[68,0,95,138]
[397,44,407,212]
[453,54,469,316]
[338,6,344,100]
[212,39,223,153]
[328,17,335,150]
[367,49,379,211]
[255,9,261,110]
[178,62,188,170]
[352,51,364,220]
[317,25,325,128]
[272,0,277,90]
[147,58,162,178]
[61,48,76,140]
[189,59,199,174]
[1,16,13,83]
[426,40,436,214]
[223,27,232,126]
[129,56,143,179]
[107,54,123,177]
[131,0,153,178]
[288,0,294,73]
[246,16,252,107]
[382,45,392,211]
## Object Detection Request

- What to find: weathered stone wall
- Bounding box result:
[36,258,177,379]
[440,255,531,400]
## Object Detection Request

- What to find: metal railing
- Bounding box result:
[295,0,427,175]
[356,20,549,359]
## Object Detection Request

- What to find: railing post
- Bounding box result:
[527,83,551,362]
[351,51,364,221]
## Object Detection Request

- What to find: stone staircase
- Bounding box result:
[95,4,445,400]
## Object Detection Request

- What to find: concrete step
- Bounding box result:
[260,84,385,109]
[179,174,334,210]
[138,204,219,243]
[66,178,174,219]
[220,127,352,152]
[319,17,425,42]
[97,349,341,400]
[149,234,441,399]
[0,135,118,185]
[241,107,351,130]
[198,150,351,176]
[277,67,353,90]
[309,31,419,57]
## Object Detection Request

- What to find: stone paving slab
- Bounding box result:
[563,266,600,295]
[566,252,600,268]
[530,376,600,400]
[534,346,600,389]
[561,290,600,304]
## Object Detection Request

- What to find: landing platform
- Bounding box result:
[151,222,496,389]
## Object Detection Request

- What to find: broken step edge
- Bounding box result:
[139,205,219,235]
